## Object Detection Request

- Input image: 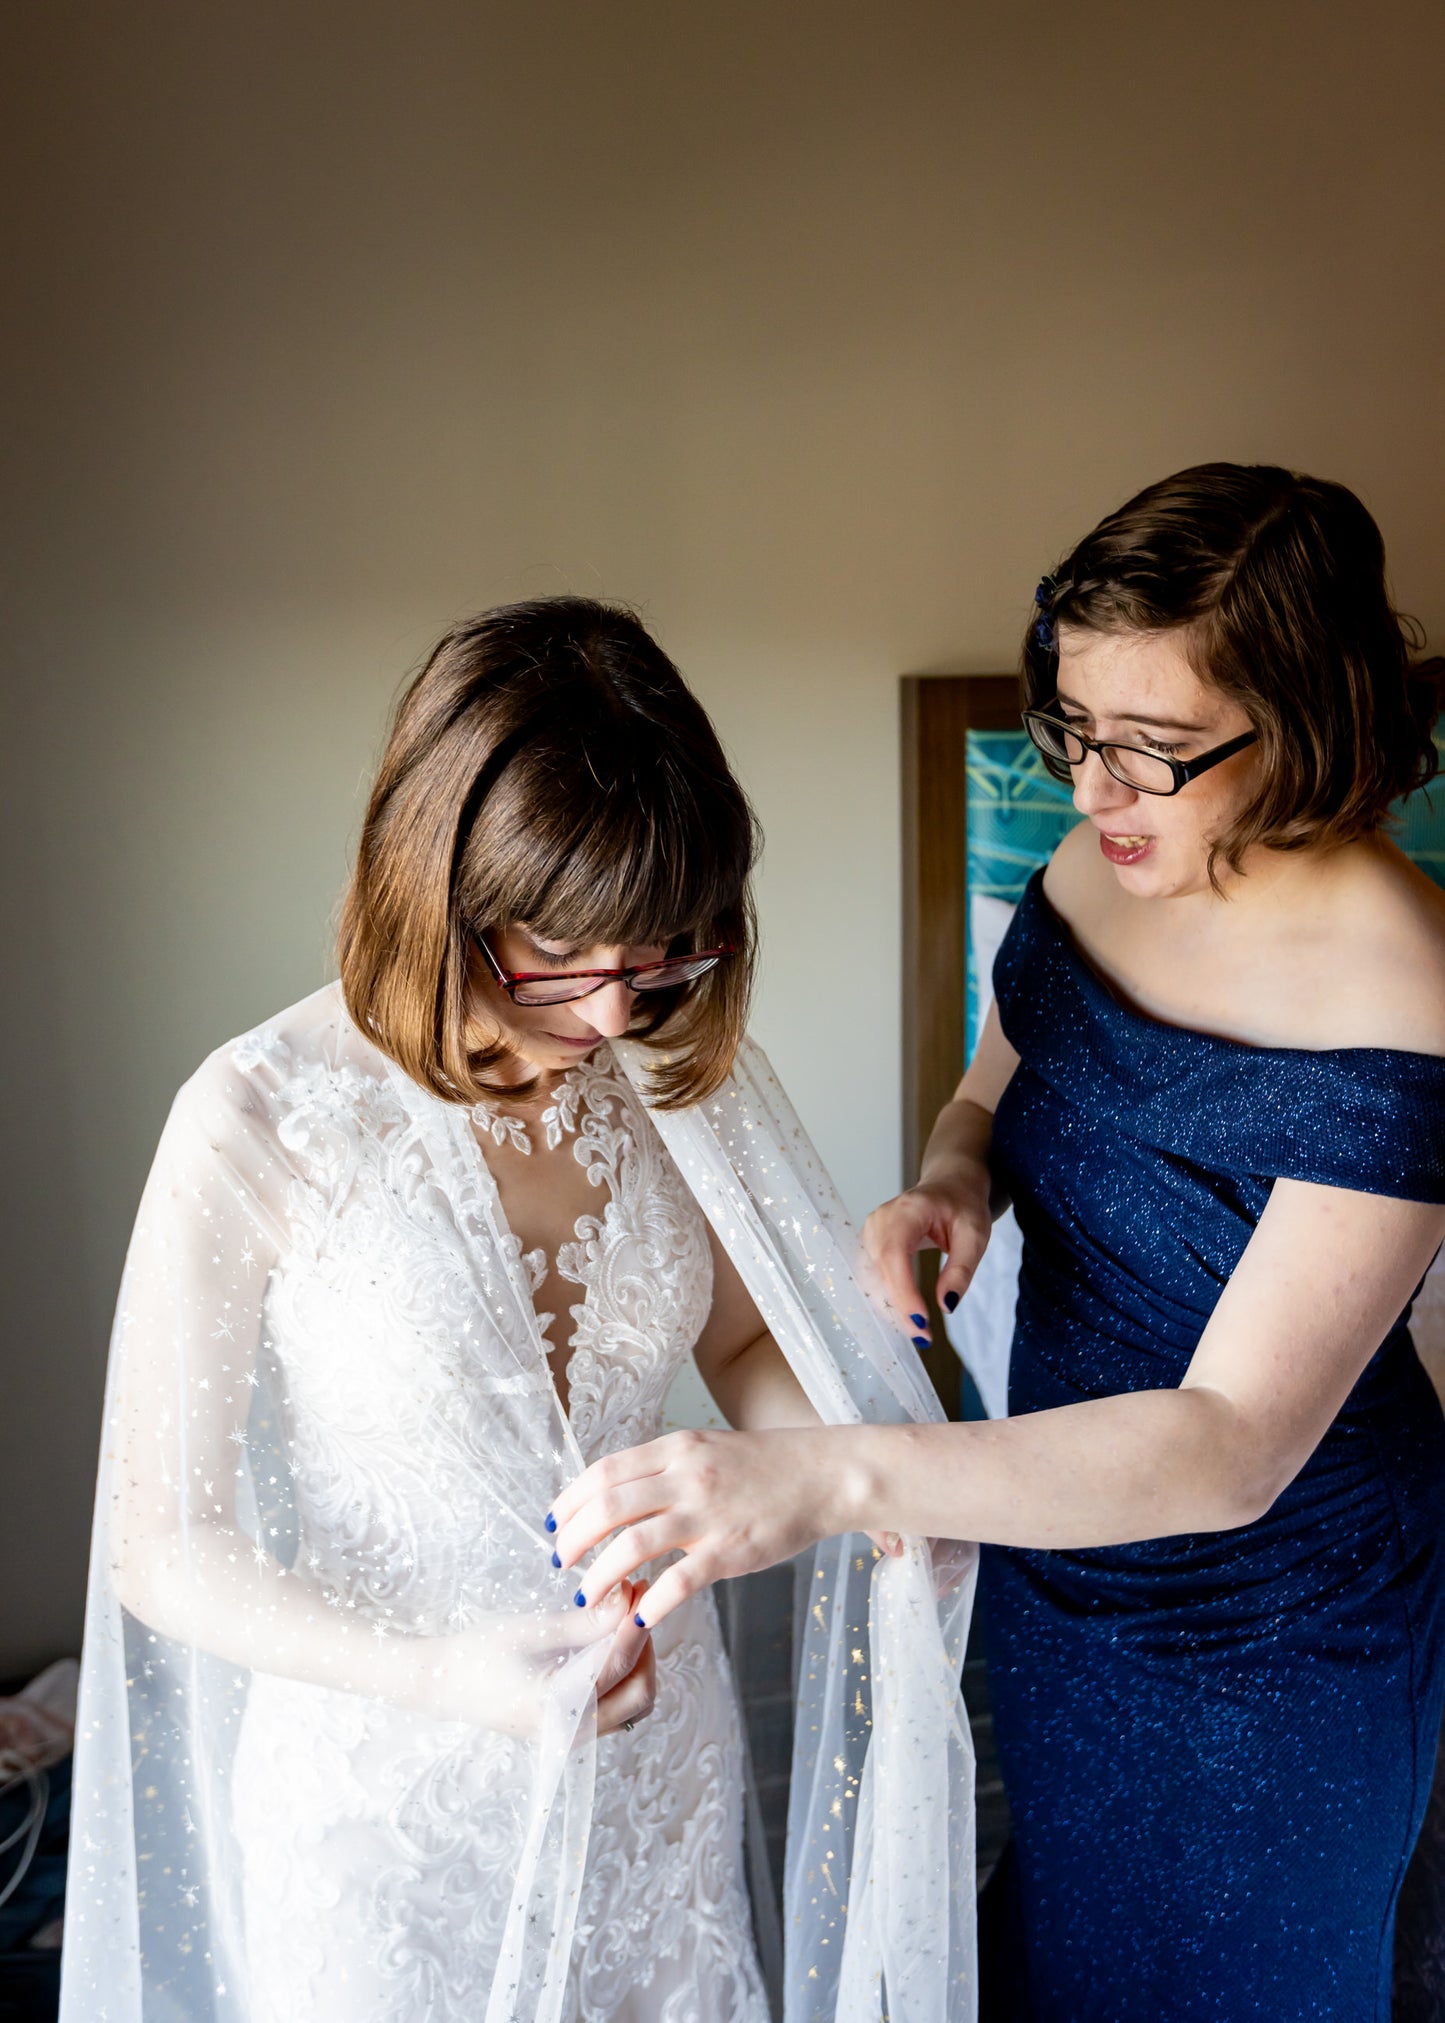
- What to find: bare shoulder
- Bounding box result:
[1040,818,1107,922]
[1318,844,1445,1056]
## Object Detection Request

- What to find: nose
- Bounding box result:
[1071,747,1138,820]
[576,981,634,1039]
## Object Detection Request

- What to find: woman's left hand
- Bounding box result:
[548,1426,850,1628]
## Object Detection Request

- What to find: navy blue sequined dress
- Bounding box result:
[980,871,1445,2022]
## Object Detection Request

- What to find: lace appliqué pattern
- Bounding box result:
[471,1071,585,1156]
[223,1002,764,2023]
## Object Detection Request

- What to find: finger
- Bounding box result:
[879,1256,931,1345]
[596,1640,657,1737]
[547,1439,670,1539]
[861,1206,937,1341]
[553,1474,672,1572]
[628,1553,715,1632]
[552,1580,633,1652]
[573,1519,683,1610]
[594,1579,651,1694]
[935,1222,988,1312]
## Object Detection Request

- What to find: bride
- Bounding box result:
[60,597,831,2023]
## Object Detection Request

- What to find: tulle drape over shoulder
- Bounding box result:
[63,992,614,2022]
[63,993,978,2021]
[617,1038,978,2023]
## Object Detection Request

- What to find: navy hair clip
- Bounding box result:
[1033,575,1057,653]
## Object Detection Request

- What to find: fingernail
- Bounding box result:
[911,1334,930,1351]
[943,1290,960,1313]
[634,1613,646,1628]
[574,1590,587,1607]
[551,1551,562,1568]
[910,1312,927,1328]
[544,1513,557,1533]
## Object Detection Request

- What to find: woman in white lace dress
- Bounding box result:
[62,599,812,2023]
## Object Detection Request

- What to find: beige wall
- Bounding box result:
[3,0,1443,1674]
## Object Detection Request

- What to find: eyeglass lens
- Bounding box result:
[1028,716,1176,794]
[512,955,720,1006]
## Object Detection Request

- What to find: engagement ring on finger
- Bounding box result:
[623,1720,636,1732]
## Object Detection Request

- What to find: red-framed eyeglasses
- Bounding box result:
[474,931,735,1007]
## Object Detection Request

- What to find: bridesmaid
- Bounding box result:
[553,464,1445,2019]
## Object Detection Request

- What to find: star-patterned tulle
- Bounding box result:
[63,986,976,2023]
[63,987,766,2023]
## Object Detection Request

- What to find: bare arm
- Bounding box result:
[116,1518,652,1736]
[835,1182,1445,1544]
[690,1222,820,1431]
[550,1180,1445,1624]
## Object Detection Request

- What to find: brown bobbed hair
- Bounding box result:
[1025,462,1443,876]
[340,597,760,1110]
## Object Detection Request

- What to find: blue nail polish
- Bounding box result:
[634,1614,646,1628]
[574,1591,587,1607]
[551,1551,562,1568]
[910,1313,927,1328]
[911,1334,930,1351]
[544,1513,557,1533]
[943,1290,960,1314]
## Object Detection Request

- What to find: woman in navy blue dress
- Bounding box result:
[553,463,1445,2019]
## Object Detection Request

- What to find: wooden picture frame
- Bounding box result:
[899,672,1019,1416]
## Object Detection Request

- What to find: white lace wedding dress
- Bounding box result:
[68,982,979,2023]
[70,983,767,2023]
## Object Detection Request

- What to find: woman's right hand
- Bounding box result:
[862,1176,992,1328]
[409,1578,655,1739]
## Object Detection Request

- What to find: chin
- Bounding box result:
[533,1038,602,1066]
[1106,847,1186,900]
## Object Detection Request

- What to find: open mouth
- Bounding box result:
[1098,831,1155,866]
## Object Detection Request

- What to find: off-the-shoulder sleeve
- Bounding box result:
[994,872,1445,1204]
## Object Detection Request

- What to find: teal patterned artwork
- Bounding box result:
[964,732,1076,1057]
[962,730,1445,1060]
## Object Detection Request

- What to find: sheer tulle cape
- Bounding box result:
[618,1038,977,2023]
[63,1011,614,2023]
[62,1014,976,2022]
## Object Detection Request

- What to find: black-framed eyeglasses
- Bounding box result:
[1021,705,1259,797]
[474,931,735,1006]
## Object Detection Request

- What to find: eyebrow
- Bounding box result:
[1053,691,1210,734]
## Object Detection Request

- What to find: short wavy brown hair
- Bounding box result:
[340,598,760,1109]
[1024,462,1442,875]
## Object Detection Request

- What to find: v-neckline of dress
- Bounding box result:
[459,1051,619,1436]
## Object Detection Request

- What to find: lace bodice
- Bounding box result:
[231,990,713,1638]
[65,980,959,2023]
[133,986,761,2021]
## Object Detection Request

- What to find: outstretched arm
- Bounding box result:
[550,1178,1445,1627]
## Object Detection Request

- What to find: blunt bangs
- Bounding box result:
[340,596,760,1111]
[476,743,747,956]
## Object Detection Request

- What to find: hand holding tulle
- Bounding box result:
[409,1578,655,1737]
[549,1428,841,1627]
